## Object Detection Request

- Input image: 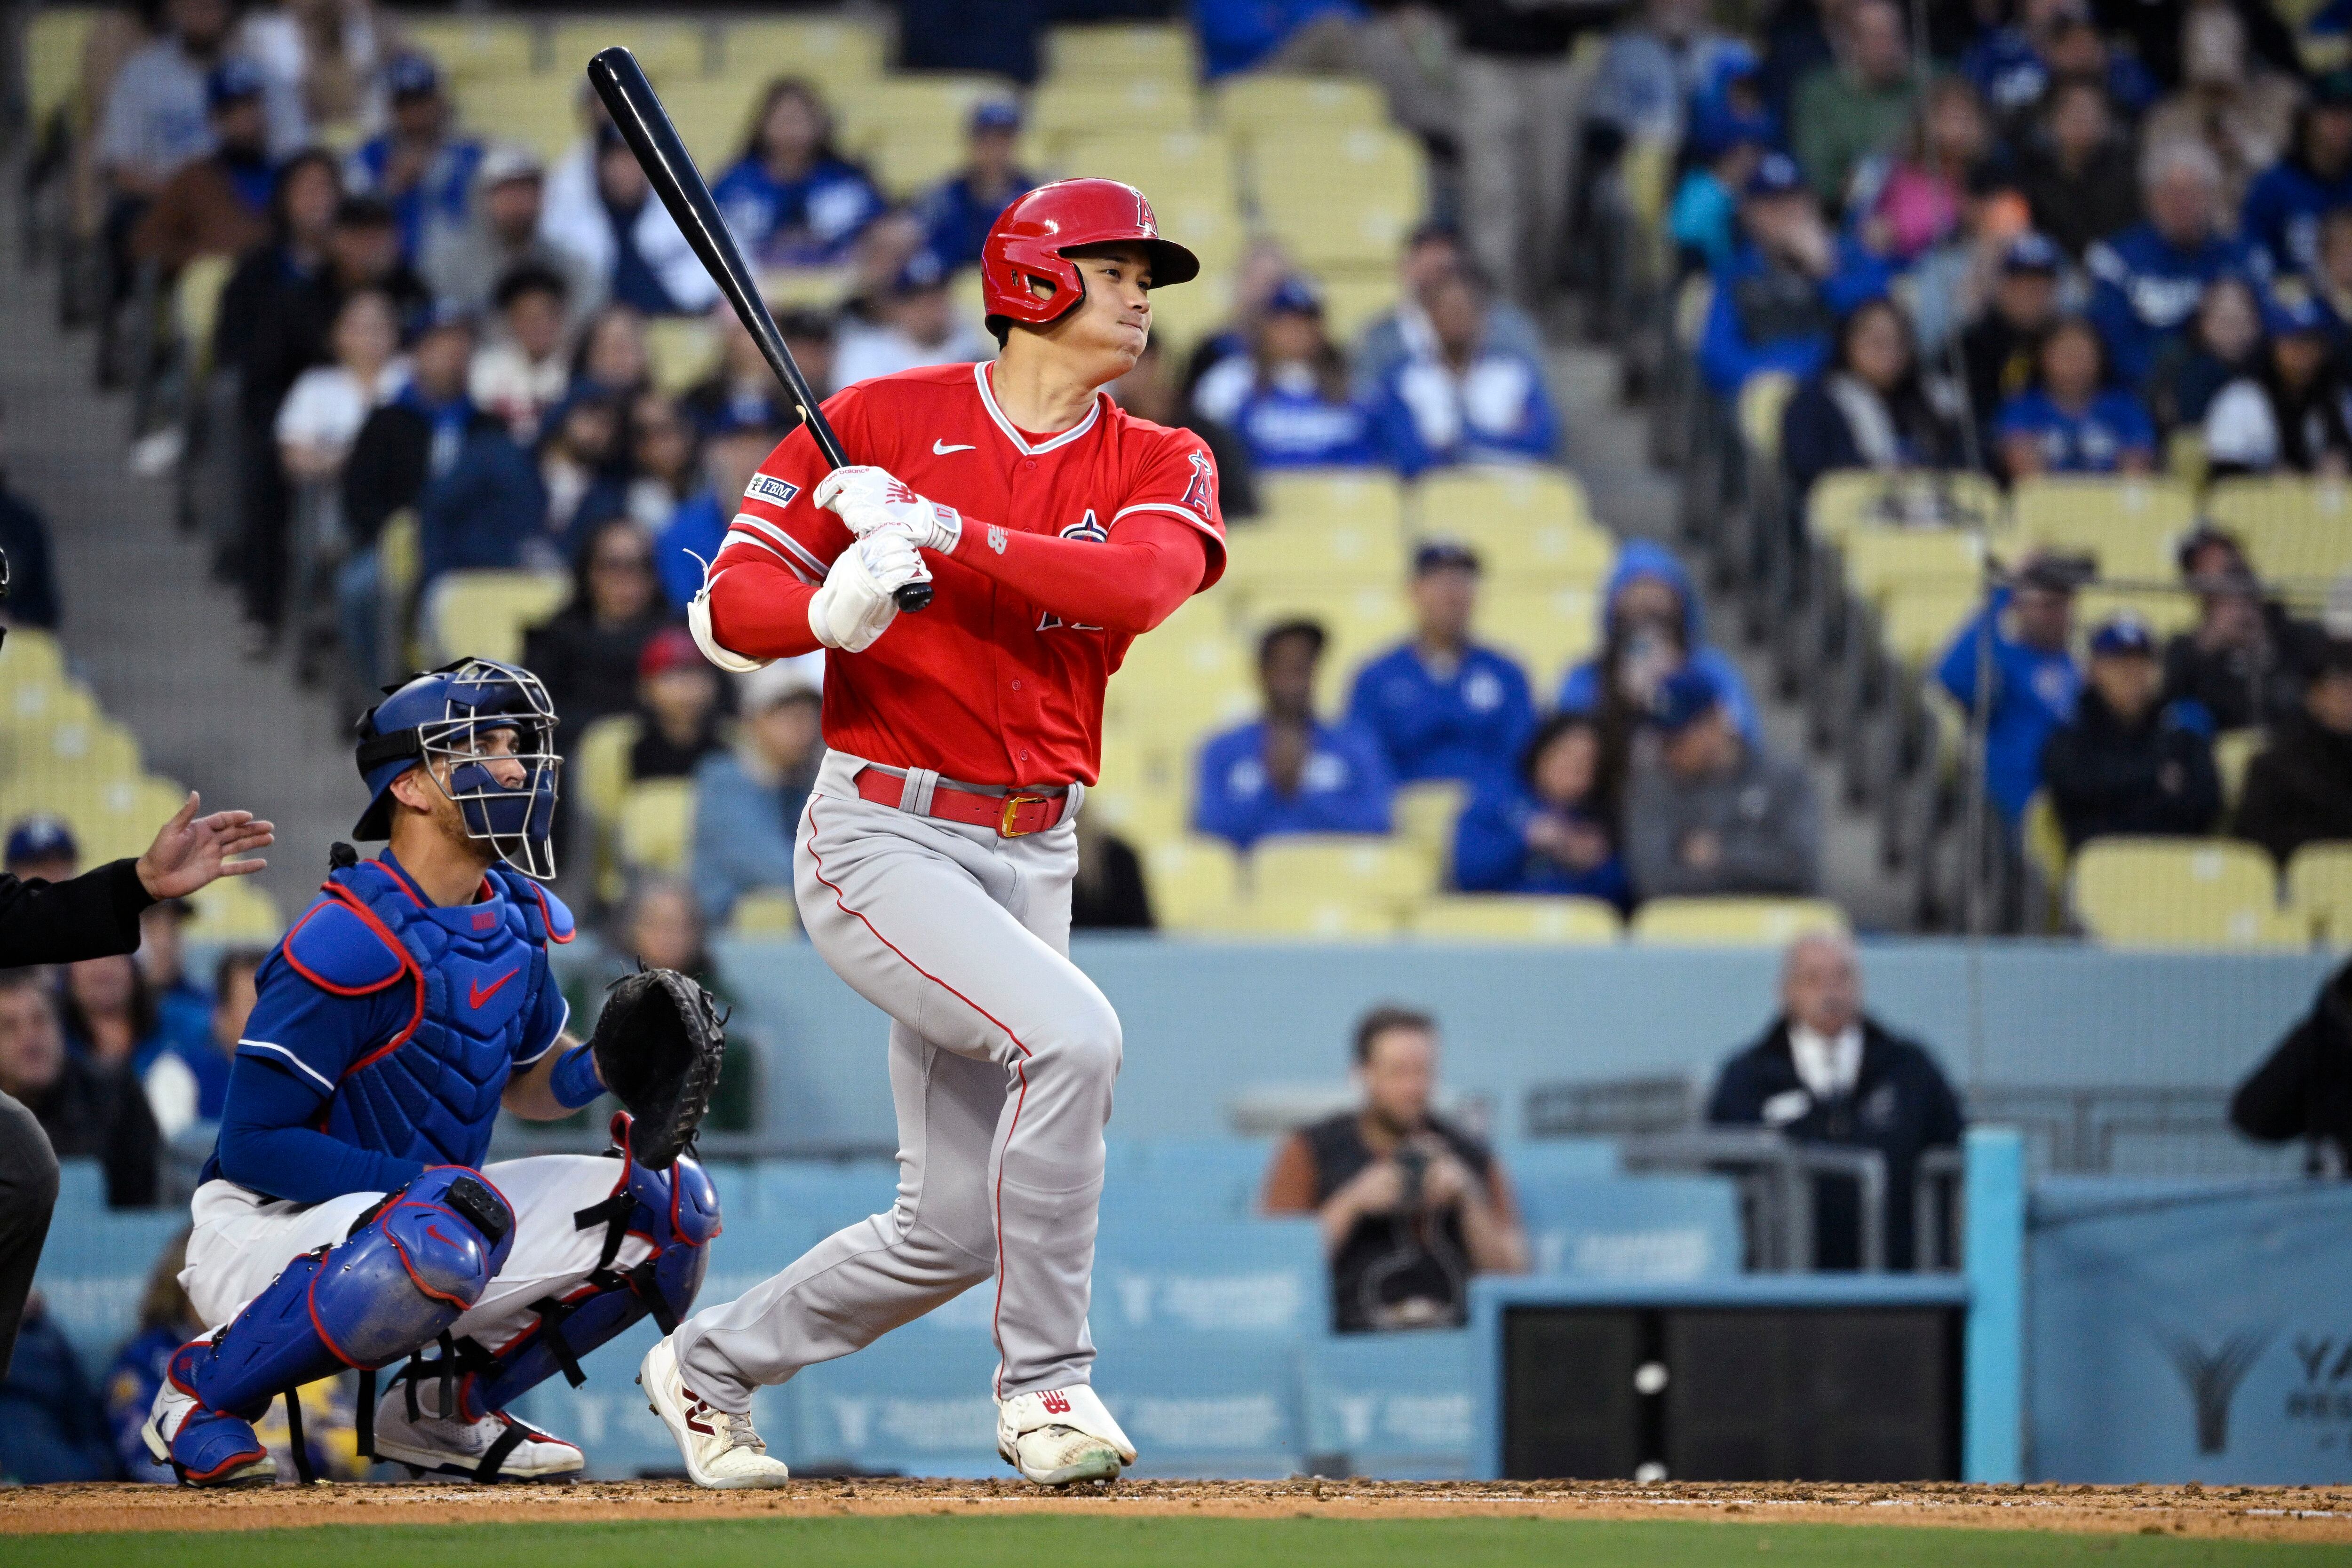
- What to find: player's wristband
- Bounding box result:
[549,1042,604,1110]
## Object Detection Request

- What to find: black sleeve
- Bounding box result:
[341,408,429,550]
[2162,728,2223,836]
[1919,1049,1965,1147]
[2230,1011,2321,1142]
[2233,754,2292,863]
[0,861,153,966]
[0,488,62,629]
[103,1067,159,1209]
[1705,1049,1767,1125]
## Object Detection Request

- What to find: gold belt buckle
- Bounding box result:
[998,792,1048,838]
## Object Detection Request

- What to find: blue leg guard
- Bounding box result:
[459,1122,720,1418]
[169,1168,515,1482]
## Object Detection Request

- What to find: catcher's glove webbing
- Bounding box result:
[588,967,726,1168]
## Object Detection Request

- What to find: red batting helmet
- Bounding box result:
[980,178,1200,331]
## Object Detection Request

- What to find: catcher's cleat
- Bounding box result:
[998,1386,1136,1487]
[370,1373,585,1482]
[143,1345,276,1489]
[639,1336,790,1489]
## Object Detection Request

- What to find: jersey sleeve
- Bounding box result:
[232,950,403,1101]
[717,388,868,585]
[511,958,571,1069]
[1112,428,1227,591]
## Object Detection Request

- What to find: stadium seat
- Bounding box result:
[2286,842,2352,946]
[1214,74,1388,147]
[1222,512,1410,590]
[0,673,98,743]
[617,779,695,877]
[1480,584,1603,687]
[1840,527,1984,602]
[1411,895,1621,943]
[1054,130,1243,264]
[719,16,888,82]
[1141,835,1243,930]
[729,887,800,936]
[0,627,66,691]
[185,873,283,943]
[1413,469,1609,583]
[2213,727,2263,816]
[1300,1331,1474,1479]
[1629,897,1850,945]
[1738,371,1798,467]
[422,570,571,665]
[644,316,718,394]
[1391,779,1469,868]
[1807,470,2002,544]
[2009,475,2195,582]
[550,18,708,84]
[1249,834,1437,912]
[2204,476,2352,586]
[1088,729,1190,850]
[1046,22,1200,84]
[24,7,96,134]
[867,126,971,199]
[1103,597,1253,739]
[1248,126,1426,270]
[1878,583,1979,670]
[573,713,643,834]
[1257,470,1406,532]
[2069,837,2303,950]
[1030,79,1200,147]
[402,16,540,84]
[656,75,770,166]
[835,76,1009,159]
[68,774,185,865]
[2021,790,2069,900]
[174,254,236,379]
[1227,885,1407,938]
[452,74,583,163]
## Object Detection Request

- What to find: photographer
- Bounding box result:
[1262,1006,1527,1332]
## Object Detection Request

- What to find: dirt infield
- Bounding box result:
[3,1477,2347,1543]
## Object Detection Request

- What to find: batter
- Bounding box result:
[642,179,1225,1489]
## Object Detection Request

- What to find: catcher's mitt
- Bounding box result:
[589,967,726,1168]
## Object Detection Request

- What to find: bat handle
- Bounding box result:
[894,581,935,612]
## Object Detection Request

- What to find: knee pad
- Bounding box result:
[463,1131,719,1415]
[189,1167,514,1420]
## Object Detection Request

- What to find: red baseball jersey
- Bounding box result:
[715,361,1227,786]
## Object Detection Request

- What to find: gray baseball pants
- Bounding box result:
[674,750,1118,1410]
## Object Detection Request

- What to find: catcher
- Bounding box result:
[143,658,730,1486]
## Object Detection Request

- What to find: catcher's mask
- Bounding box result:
[353,657,562,879]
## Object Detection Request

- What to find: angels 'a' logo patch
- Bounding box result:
[746,473,801,509]
[1179,450,1216,516]
[1059,510,1108,544]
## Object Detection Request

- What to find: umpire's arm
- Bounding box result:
[0,791,274,965]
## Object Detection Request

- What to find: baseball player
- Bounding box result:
[143,658,725,1486]
[643,179,1226,1489]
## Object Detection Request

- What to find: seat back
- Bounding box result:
[2070,837,2300,949]
[1411,895,1622,943]
[1629,897,1851,945]
[2286,841,2352,946]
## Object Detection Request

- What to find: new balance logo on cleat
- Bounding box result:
[1042,1391,1072,1415]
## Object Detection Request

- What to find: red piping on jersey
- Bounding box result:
[805,796,1033,1398]
[321,885,429,1080]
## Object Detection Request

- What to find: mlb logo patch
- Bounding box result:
[746,474,801,508]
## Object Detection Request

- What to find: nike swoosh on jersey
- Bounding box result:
[932,440,976,455]
[469,967,520,1009]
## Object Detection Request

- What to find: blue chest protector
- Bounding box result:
[279,859,574,1171]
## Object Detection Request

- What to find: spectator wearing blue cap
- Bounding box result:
[1780,296,1965,504]
[2040,614,2222,851]
[345,54,485,268]
[2241,71,2352,283]
[6,818,79,887]
[1377,268,1559,475]
[1196,278,1397,471]
[1935,554,2085,824]
[1624,665,1820,901]
[712,79,885,272]
[2204,293,2352,478]
[2086,140,2264,392]
[1452,712,1632,907]
[96,0,301,234]
[834,252,991,387]
[2017,79,2143,263]
[1195,621,1396,851]
[1995,316,2157,477]
[1347,542,1536,793]
[128,58,275,275]
[1669,109,1771,275]
[1697,151,1893,397]
[917,100,1038,273]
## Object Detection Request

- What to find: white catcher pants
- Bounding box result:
[675,749,1118,1411]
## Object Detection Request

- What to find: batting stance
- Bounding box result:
[145,658,729,1486]
[642,179,1226,1489]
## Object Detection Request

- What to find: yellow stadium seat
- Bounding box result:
[2203,476,2352,586]
[660,76,771,167]
[185,874,283,944]
[729,887,801,936]
[175,254,236,379]
[1314,268,1402,345]
[1415,465,1590,530]
[550,18,708,84]
[2288,842,2352,945]
[720,17,888,83]
[617,780,696,876]
[574,713,644,832]
[0,678,97,752]
[1214,75,1388,146]
[1228,886,1406,938]
[1142,835,1242,929]
[1224,513,1410,588]
[453,75,585,163]
[2167,427,2208,490]
[5,713,142,809]
[2215,727,2263,816]
[56,774,182,864]
[2010,476,2195,582]
[2070,837,2302,949]
[1414,479,1611,585]
[2021,790,2068,905]
[2075,585,2197,641]
[425,571,572,666]
[25,7,96,132]
[1249,834,1437,912]
[1880,584,1979,669]
[1258,470,1406,531]
[1047,23,1199,84]
[836,76,1012,158]
[1235,583,1408,708]
[867,127,971,199]
[1630,897,1850,946]
[1807,470,2003,544]
[1481,585,1603,687]
[1249,127,1427,270]
[1105,615,1255,743]
[1841,527,1984,602]
[644,317,719,395]
[1738,372,1798,466]
[1056,127,1237,209]
[1413,895,1621,943]
[1030,79,1200,146]
[401,16,540,84]
[1392,779,1469,870]
[1,629,67,692]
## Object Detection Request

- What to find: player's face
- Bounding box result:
[1045,247,1154,382]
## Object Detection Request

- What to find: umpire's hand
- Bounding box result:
[135,791,275,899]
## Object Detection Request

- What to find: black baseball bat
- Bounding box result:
[586,46,932,612]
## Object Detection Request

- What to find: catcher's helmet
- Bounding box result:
[353,658,562,879]
[979,177,1200,335]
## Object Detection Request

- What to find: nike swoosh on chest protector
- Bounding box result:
[469,967,520,1008]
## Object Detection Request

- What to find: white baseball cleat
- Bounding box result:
[370,1375,585,1482]
[998,1386,1136,1487]
[639,1335,791,1489]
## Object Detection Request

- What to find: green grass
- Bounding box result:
[9,1518,2344,1568]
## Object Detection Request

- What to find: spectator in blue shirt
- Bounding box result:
[1557,539,1762,744]
[1195,620,1395,850]
[1670,113,1770,274]
[1351,224,1548,402]
[1379,268,1560,474]
[345,54,484,266]
[1699,151,1894,397]
[1197,277,1394,470]
[1452,712,1632,908]
[712,79,885,271]
[1191,0,1365,78]
[917,99,1036,272]
[139,950,262,1144]
[691,656,824,922]
[656,412,780,612]
[1348,540,1536,792]
[2241,71,2352,282]
[1936,554,2085,823]
[2087,140,2263,391]
[1995,315,2157,478]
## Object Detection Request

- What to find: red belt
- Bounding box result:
[854,768,1069,838]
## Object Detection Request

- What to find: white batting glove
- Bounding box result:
[807,531,927,653]
[814,465,962,554]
